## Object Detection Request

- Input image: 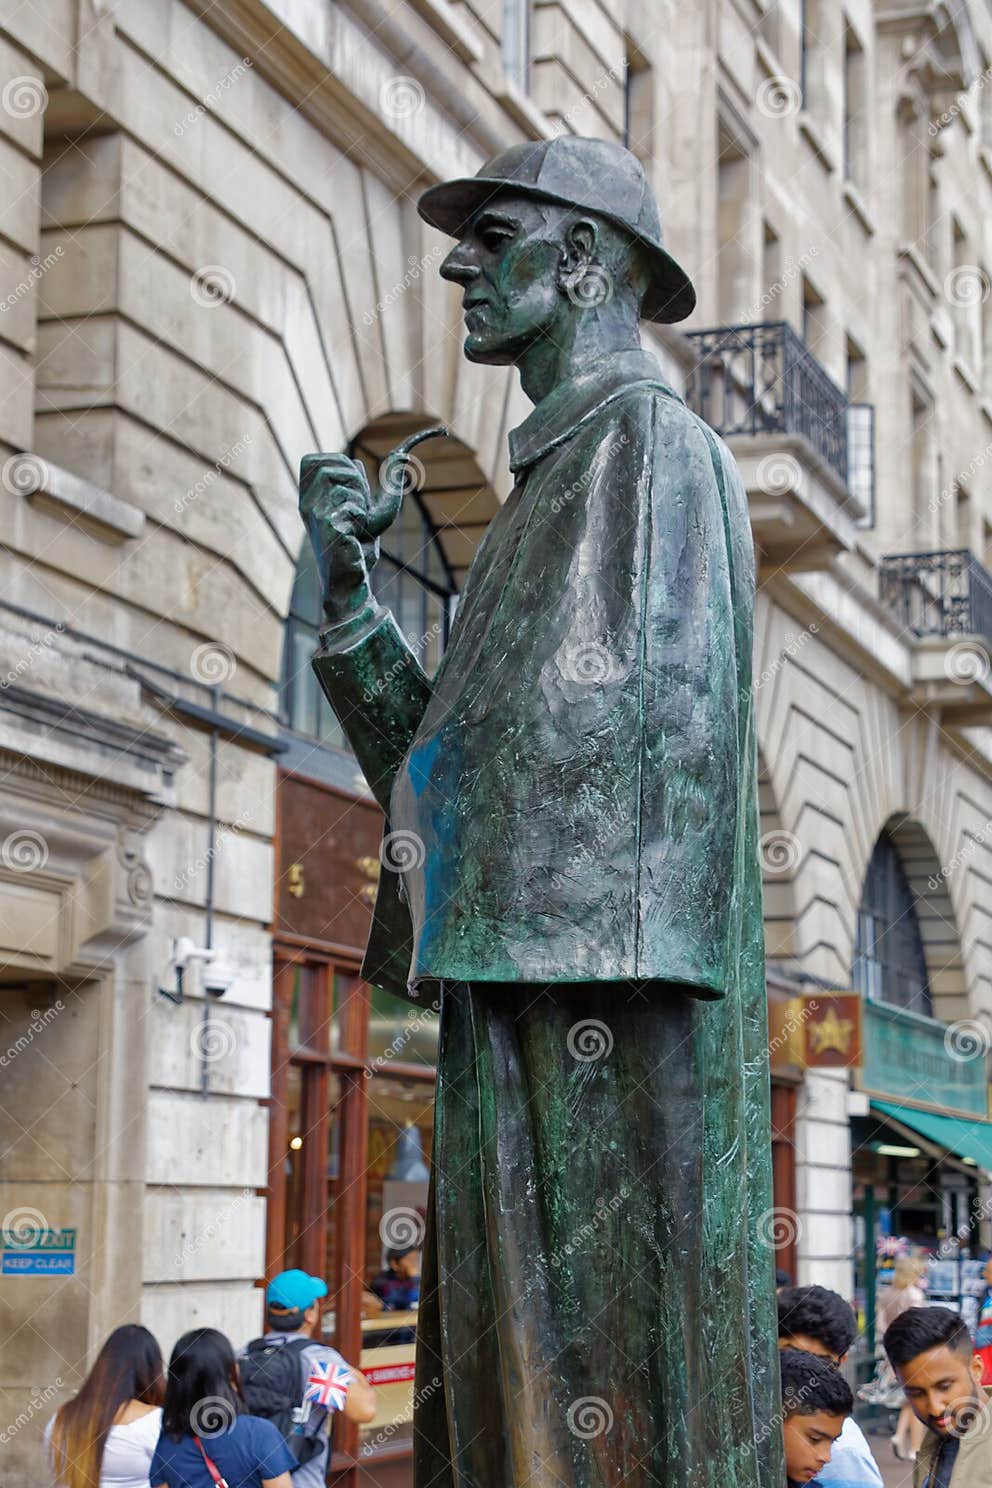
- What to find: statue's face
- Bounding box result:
[439,194,570,364]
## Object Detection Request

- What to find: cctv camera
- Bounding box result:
[203,969,232,998]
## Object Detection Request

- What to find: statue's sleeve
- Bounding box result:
[636,395,742,991]
[312,595,432,814]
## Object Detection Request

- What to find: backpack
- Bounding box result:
[239,1337,325,1468]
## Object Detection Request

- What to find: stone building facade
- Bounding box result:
[2,0,992,1482]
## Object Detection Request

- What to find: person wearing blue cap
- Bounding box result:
[239,1270,375,1488]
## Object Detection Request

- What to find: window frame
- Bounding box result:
[268,941,436,1481]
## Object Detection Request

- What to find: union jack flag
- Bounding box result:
[304,1358,352,1412]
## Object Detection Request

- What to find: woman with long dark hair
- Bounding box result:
[150,1329,294,1488]
[48,1324,165,1488]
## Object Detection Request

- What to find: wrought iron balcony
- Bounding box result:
[879,550,992,725]
[685,320,849,482]
[683,321,871,571]
[879,550,992,645]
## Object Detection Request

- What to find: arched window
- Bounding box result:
[852,830,932,1016]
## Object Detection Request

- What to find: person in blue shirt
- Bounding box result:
[782,1348,853,1486]
[368,1246,421,1311]
[150,1328,295,1488]
[778,1286,884,1488]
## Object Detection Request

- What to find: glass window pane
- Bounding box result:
[288,964,340,1055]
[359,1075,433,1456]
[367,984,439,1068]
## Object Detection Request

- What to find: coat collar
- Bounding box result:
[507,346,682,474]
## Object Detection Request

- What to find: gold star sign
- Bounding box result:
[808,1005,855,1057]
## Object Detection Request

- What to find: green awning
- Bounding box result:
[871,1100,992,1172]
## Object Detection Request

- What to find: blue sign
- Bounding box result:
[1,1225,76,1276]
[2,1251,74,1275]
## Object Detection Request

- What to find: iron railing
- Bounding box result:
[684,320,851,488]
[879,549,992,645]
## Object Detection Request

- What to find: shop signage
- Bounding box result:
[802,994,862,1069]
[1,1225,76,1275]
[860,999,987,1118]
[364,1360,416,1387]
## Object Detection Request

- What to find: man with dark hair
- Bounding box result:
[778,1286,883,1486]
[781,1348,854,1486]
[369,1245,421,1311]
[884,1305,992,1486]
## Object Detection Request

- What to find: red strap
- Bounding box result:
[193,1436,230,1488]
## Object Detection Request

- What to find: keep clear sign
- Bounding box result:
[1,1221,76,1276]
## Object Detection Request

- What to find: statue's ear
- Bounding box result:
[558,217,598,278]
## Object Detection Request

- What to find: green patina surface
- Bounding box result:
[300,136,783,1487]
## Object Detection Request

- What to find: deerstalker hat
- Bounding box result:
[416,136,696,324]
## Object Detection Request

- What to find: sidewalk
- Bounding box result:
[862,1427,915,1488]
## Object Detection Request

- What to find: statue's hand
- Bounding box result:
[300,427,448,624]
[299,453,382,623]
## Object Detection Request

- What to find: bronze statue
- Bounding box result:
[300,136,783,1487]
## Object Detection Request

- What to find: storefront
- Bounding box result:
[269,766,436,1487]
[851,998,992,1348]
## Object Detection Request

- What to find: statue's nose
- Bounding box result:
[440,248,481,285]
